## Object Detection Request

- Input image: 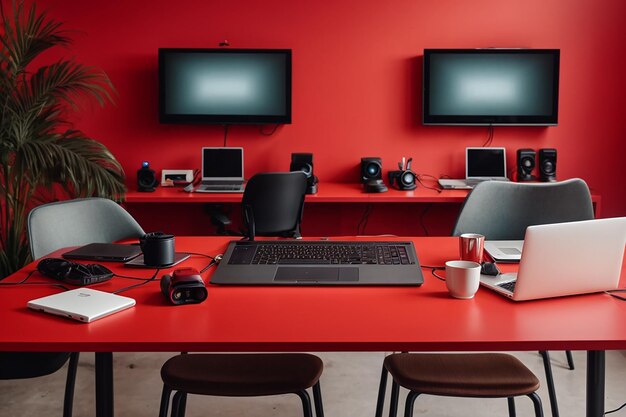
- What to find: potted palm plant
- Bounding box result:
[0,0,126,278]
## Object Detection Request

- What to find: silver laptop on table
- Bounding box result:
[480,217,626,301]
[195,147,245,193]
[439,147,510,189]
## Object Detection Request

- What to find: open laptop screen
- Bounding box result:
[202,147,244,180]
[466,147,506,178]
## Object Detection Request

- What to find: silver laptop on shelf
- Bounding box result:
[439,147,510,189]
[480,217,626,301]
[195,147,245,193]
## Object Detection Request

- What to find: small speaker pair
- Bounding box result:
[361,157,388,193]
[517,148,557,182]
[290,153,318,194]
[137,161,158,192]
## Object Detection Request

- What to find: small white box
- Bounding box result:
[161,169,194,186]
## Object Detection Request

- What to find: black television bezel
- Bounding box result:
[422,49,560,126]
[158,48,292,125]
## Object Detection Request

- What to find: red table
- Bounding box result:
[1,236,623,417]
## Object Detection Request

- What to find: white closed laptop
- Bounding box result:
[28,288,135,323]
[480,217,626,301]
[439,147,510,190]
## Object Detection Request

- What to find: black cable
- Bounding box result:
[259,124,279,136]
[605,289,626,301]
[419,203,432,236]
[223,124,229,146]
[113,268,161,294]
[0,270,36,285]
[432,269,445,281]
[482,124,494,147]
[605,401,626,415]
[416,174,443,193]
[357,203,372,235]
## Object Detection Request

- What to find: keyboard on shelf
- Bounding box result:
[498,281,517,292]
[229,241,416,266]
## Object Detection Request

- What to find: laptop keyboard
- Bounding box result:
[229,242,416,265]
[198,184,244,191]
[497,281,517,292]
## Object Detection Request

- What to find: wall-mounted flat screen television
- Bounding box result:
[423,49,559,126]
[159,48,291,124]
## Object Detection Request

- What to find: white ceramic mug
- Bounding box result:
[445,260,481,299]
[459,233,485,263]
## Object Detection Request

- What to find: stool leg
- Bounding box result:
[312,382,324,417]
[158,385,172,417]
[171,391,186,417]
[540,350,560,417]
[403,392,420,417]
[296,389,313,417]
[507,397,516,417]
[566,351,575,370]
[388,379,399,417]
[375,365,388,417]
[527,392,545,417]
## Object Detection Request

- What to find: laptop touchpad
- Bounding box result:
[274,267,359,282]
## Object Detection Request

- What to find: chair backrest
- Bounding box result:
[27,197,146,259]
[241,172,307,240]
[451,178,594,240]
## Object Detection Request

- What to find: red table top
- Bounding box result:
[0,236,623,353]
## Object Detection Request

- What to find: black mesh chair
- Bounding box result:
[241,171,307,240]
[158,171,324,417]
[0,198,145,417]
[451,178,594,417]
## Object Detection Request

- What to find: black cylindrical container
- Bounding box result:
[140,232,175,266]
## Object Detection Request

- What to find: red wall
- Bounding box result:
[39,0,626,220]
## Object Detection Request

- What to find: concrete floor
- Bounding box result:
[1,350,625,417]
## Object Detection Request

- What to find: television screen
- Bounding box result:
[423,49,559,125]
[159,48,291,124]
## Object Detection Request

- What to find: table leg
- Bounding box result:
[586,350,605,417]
[95,352,114,417]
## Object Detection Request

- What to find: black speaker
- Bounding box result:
[538,148,557,182]
[290,153,318,194]
[517,148,536,181]
[137,161,158,192]
[388,170,417,190]
[360,157,387,193]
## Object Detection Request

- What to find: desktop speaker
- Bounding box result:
[361,157,387,193]
[137,161,158,192]
[538,148,557,182]
[517,149,536,181]
[290,153,318,194]
[388,170,416,190]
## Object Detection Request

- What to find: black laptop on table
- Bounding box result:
[210,240,424,286]
[195,147,245,193]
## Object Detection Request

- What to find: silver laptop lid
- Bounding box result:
[466,147,507,180]
[202,147,244,182]
[514,217,626,301]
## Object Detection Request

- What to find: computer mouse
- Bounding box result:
[481,262,500,276]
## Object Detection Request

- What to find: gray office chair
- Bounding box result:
[28,197,146,259]
[452,178,594,417]
[158,173,325,417]
[0,198,145,417]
